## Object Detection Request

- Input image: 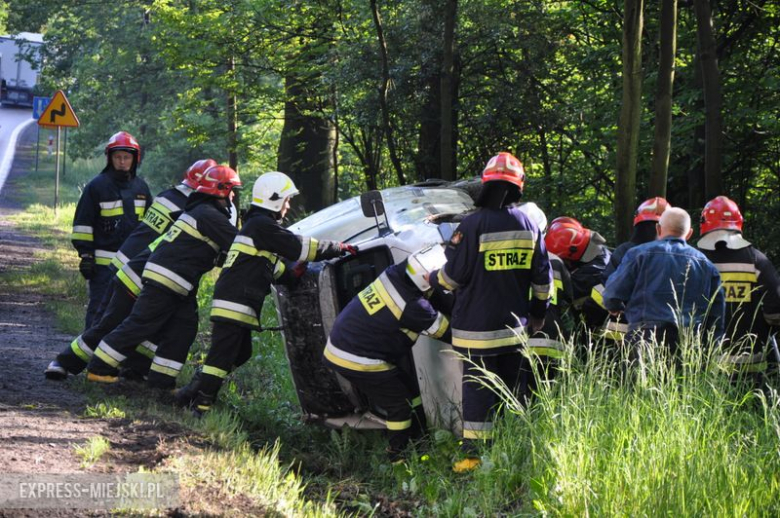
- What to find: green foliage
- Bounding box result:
[73,436,112,468]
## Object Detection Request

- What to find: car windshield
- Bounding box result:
[288,186,474,243]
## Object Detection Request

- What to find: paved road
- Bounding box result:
[0,105,35,195]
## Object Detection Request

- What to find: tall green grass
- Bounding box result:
[411,331,780,516]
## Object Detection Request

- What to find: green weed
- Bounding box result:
[73,435,112,468]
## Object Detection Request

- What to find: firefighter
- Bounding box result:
[518,203,574,395]
[594,197,669,343]
[321,244,451,462]
[45,159,217,380]
[544,217,611,334]
[71,131,152,329]
[174,172,358,413]
[427,152,552,473]
[697,196,780,382]
[85,165,242,387]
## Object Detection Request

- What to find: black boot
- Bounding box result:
[173,370,203,408]
[191,390,216,418]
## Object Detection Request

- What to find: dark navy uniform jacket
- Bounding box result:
[325,262,450,372]
[699,240,780,351]
[141,198,237,297]
[210,207,343,330]
[71,168,152,266]
[110,185,190,272]
[428,206,552,356]
[529,253,573,358]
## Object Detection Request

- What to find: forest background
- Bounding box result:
[4,0,779,253]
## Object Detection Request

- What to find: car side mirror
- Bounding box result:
[360,190,391,236]
[360,190,385,218]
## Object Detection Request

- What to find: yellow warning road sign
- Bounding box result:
[38,90,80,128]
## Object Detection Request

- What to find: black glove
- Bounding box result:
[339,243,359,256]
[79,253,95,280]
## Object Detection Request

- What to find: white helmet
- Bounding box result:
[406,243,447,292]
[517,202,547,232]
[251,172,300,212]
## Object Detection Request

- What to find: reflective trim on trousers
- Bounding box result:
[149,356,184,378]
[462,421,493,440]
[70,335,93,362]
[324,340,395,372]
[452,326,525,350]
[95,340,127,367]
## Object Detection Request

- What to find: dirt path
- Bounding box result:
[0,127,197,517]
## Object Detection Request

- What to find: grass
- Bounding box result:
[73,435,112,468]
[6,129,780,515]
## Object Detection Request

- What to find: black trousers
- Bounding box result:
[85,264,112,329]
[325,359,426,456]
[197,322,254,396]
[88,284,198,388]
[57,281,137,374]
[461,352,529,452]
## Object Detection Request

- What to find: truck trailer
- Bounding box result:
[0,32,43,108]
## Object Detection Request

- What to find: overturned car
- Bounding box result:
[273,181,480,433]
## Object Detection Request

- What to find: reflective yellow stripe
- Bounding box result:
[149,363,178,377]
[401,328,420,341]
[100,208,123,217]
[324,345,395,372]
[437,268,458,290]
[720,272,758,283]
[116,268,142,296]
[478,239,535,252]
[94,348,121,368]
[175,217,218,251]
[203,365,229,378]
[452,327,524,349]
[95,256,112,266]
[210,307,260,327]
[425,314,449,339]
[142,269,190,296]
[135,344,155,359]
[372,276,403,319]
[305,237,319,261]
[386,419,412,431]
[70,337,92,362]
[71,233,93,242]
[591,284,606,309]
[411,396,422,407]
[462,424,493,440]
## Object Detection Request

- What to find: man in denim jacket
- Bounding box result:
[602,207,724,355]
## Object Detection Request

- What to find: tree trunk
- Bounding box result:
[370,0,406,186]
[615,0,645,243]
[649,0,677,198]
[693,0,724,198]
[226,55,238,171]
[277,74,336,214]
[416,71,441,181]
[440,0,458,181]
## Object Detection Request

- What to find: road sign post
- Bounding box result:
[37,91,79,215]
[32,96,50,173]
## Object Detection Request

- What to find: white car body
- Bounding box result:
[274,182,478,433]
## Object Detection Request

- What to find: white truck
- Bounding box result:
[0,32,43,108]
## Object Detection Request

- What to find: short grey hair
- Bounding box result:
[659,206,690,237]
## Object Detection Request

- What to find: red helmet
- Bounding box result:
[195,165,242,198]
[105,131,141,164]
[545,216,591,262]
[634,197,669,225]
[700,196,743,235]
[482,152,525,191]
[182,159,218,189]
